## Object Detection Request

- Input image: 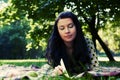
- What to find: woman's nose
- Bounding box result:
[65,28,70,33]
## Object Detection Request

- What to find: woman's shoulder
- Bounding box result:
[84,36,94,45]
[84,36,96,53]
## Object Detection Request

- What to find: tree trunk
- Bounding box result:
[95,34,115,61]
[88,15,115,61]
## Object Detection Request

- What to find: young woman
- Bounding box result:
[45,11,99,76]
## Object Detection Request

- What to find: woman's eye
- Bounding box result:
[59,26,64,30]
[68,23,74,28]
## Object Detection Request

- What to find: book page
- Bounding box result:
[60,58,85,78]
[60,59,70,78]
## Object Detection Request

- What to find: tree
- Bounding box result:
[0,20,29,59]
[1,0,120,61]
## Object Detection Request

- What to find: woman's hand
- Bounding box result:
[53,65,63,75]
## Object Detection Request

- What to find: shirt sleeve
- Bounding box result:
[85,37,99,69]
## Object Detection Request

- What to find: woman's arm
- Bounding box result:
[85,37,99,69]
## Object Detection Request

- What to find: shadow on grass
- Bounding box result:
[99,61,120,67]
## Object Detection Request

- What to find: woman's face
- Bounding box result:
[57,18,76,44]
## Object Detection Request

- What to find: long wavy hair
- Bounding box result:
[45,11,91,75]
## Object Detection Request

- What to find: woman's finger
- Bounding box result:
[54,65,63,75]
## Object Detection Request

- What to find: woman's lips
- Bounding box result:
[65,35,72,39]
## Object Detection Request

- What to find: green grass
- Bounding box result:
[0,61,46,67]
[0,59,47,67]
[0,59,120,80]
[1,59,120,67]
[99,61,120,67]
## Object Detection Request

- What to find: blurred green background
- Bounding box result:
[0,0,120,60]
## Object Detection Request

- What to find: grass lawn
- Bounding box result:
[0,58,120,80]
[0,58,120,67]
[0,59,47,67]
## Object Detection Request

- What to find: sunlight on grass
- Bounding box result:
[0,58,120,80]
[0,58,47,62]
[0,58,120,67]
[0,58,47,67]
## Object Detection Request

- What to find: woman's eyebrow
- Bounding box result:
[68,23,74,25]
[58,25,64,27]
[58,23,74,27]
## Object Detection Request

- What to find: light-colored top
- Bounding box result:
[85,37,99,69]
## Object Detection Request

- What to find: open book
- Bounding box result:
[60,59,85,79]
[60,58,120,78]
[60,59,69,77]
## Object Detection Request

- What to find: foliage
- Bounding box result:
[0,19,28,58]
[97,21,120,53]
[0,0,120,58]
[0,17,45,59]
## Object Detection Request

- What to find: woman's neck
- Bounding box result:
[64,42,73,49]
[64,42,73,55]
